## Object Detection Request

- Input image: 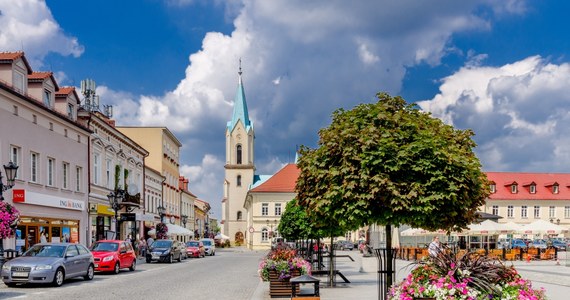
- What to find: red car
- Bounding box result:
[185,241,205,258]
[90,240,137,274]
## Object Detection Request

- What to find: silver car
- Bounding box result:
[200,238,216,256]
[1,243,95,287]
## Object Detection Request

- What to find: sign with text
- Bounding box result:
[13,190,85,211]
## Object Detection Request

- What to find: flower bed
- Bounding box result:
[259,248,312,297]
[389,250,546,300]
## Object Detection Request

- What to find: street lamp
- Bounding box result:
[107,189,127,239]
[181,214,188,228]
[0,162,19,267]
[157,205,166,223]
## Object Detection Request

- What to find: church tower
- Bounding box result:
[222,61,255,245]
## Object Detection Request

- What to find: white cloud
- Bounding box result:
[0,0,84,68]
[419,56,570,172]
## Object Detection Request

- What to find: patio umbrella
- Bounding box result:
[517,219,569,235]
[465,220,513,235]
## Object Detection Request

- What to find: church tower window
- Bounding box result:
[237,145,242,164]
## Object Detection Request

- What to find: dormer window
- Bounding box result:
[489,184,496,193]
[511,184,518,194]
[67,103,74,119]
[530,184,536,194]
[13,71,25,92]
[43,89,52,107]
[553,184,559,194]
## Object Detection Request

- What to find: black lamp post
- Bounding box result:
[157,205,166,223]
[107,188,127,239]
[181,214,188,228]
[0,162,19,267]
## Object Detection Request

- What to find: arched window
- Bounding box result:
[237,175,242,186]
[236,145,242,164]
[237,211,242,220]
[261,228,269,242]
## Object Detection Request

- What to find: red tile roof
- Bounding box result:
[0,51,33,74]
[56,87,75,95]
[250,164,299,193]
[486,172,570,200]
[28,72,59,91]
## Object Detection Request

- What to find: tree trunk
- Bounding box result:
[329,233,334,287]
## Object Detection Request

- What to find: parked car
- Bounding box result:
[510,239,527,249]
[90,240,136,274]
[185,241,205,258]
[532,239,548,249]
[146,239,183,263]
[1,243,94,287]
[336,241,355,251]
[179,242,188,260]
[200,238,216,256]
[551,239,567,251]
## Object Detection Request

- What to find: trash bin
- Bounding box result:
[290,274,320,299]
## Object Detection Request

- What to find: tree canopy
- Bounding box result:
[295,92,489,233]
[278,199,344,241]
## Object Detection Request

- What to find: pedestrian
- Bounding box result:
[428,236,441,257]
[40,229,47,243]
[147,236,154,248]
[139,238,147,258]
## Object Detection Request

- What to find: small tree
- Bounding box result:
[296,92,489,292]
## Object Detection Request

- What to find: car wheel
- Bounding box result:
[52,268,65,287]
[129,259,136,271]
[168,255,173,264]
[84,264,95,281]
[146,258,151,263]
[178,254,182,262]
[5,282,18,287]
[113,262,120,274]
[213,251,215,256]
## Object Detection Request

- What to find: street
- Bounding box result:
[0,248,267,300]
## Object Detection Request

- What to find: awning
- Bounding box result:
[148,223,194,237]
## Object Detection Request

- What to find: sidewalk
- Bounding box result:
[251,251,570,300]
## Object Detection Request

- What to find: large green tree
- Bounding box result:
[295,92,489,289]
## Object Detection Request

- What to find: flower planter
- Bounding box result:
[269,269,301,298]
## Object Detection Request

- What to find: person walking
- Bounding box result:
[138,238,147,259]
[40,229,48,243]
[428,236,441,257]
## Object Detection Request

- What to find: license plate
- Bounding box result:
[152,255,159,259]
[94,264,99,267]
[12,271,28,277]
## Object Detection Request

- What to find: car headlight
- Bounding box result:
[163,250,171,255]
[35,265,53,270]
[2,264,10,271]
[102,255,115,262]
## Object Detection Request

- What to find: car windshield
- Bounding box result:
[23,245,66,258]
[186,241,199,247]
[90,242,119,252]
[202,240,212,246]
[153,241,172,248]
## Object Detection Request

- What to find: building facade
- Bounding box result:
[0,52,91,250]
[116,127,182,234]
[144,166,164,227]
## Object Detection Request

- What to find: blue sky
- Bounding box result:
[3,0,570,219]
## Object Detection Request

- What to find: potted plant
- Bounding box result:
[388,249,547,300]
[259,248,312,297]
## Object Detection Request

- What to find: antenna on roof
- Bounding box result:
[80,79,100,113]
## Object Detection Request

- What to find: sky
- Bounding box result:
[2,0,570,220]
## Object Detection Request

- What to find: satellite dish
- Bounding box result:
[127,184,139,195]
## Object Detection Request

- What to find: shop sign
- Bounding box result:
[96,204,115,216]
[13,189,25,202]
[15,190,84,211]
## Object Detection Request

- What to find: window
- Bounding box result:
[43,89,51,107]
[521,206,528,218]
[237,211,242,220]
[13,105,18,116]
[47,158,55,186]
[106,159,112,188]
[492,205,498,216]
[62,162,69,189]
[13,71,24,92]
[530,184,536,194]
[261,228,268,242]
[511,184,518,193]
[237,175,242,187]
[76,166,82,192]
[30,152,39,183]
[275,203,282,216]
[93,154,100,185]
[64,129,68,137]
[261,203,268,216]
[67,104,74,119]
[507,205,514,218]
[549,206,555,218]
[553,184,559,194]
[534,206,540,218]
[236,145,242,164]
[489,184,496,193]
[49,122,53,131]
[33,114,37,124]
[565,206,570,219]
[10,146,20,179]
